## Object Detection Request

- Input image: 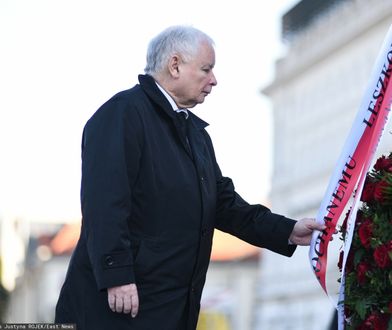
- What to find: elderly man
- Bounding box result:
[55,25,324,330]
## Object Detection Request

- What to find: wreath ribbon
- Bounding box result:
[309,24,392,329]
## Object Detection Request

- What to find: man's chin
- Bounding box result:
[186,96,207,108]
[197,96,207,104]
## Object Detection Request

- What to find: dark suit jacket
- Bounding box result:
[55,74,297,330]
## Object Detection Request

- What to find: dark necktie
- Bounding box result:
[176,111,188,135]
[176,111,192,155]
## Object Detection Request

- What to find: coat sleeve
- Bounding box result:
[204,132,297,257]
[81,95,143,290]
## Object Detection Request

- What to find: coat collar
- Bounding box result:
[138,74,209,130]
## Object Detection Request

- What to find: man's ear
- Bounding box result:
[168,54,181,78]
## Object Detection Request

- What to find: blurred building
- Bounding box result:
[255,0,392,329]
[0,215,31,321]
[4,221,79,323]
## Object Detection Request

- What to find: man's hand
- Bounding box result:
[107,283,139,318]
[289,218,326,246]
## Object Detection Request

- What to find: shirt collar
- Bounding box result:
[155,82,189,118]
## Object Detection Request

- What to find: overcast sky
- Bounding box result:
[0,0,298,222]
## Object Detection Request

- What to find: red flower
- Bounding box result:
[358,219,373,249]
[342,154,392,328]
[374,155,392,172]
[357,261,371,285]
[361,178,376,203]
[373,243,392,269]
[374,180,389,203]
[363,312,389,330]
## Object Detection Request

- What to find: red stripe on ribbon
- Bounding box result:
[311,57,392,295]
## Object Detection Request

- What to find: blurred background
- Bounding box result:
[1,0,392,329]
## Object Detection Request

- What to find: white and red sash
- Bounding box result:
[309,24,392,329]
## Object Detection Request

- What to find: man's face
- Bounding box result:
[174,42,217,108]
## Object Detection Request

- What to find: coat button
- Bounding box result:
[200,177,204,181]
[105,256,114,266]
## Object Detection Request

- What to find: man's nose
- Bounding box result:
[210,72,217,86]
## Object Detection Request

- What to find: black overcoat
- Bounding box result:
[55,74,296,329]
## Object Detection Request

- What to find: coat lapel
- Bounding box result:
[138,74,209,160]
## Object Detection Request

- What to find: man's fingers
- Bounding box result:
[123,294,131,314]
[107,284,139,315]
[131,290,139,318]
[108,292,116,312]
[316,222,327,231]
[115,296,123,313]
[305,219,325,232]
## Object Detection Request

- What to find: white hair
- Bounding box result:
[144,25,214,76]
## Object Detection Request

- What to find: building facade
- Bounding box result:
[255,0,392,329]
